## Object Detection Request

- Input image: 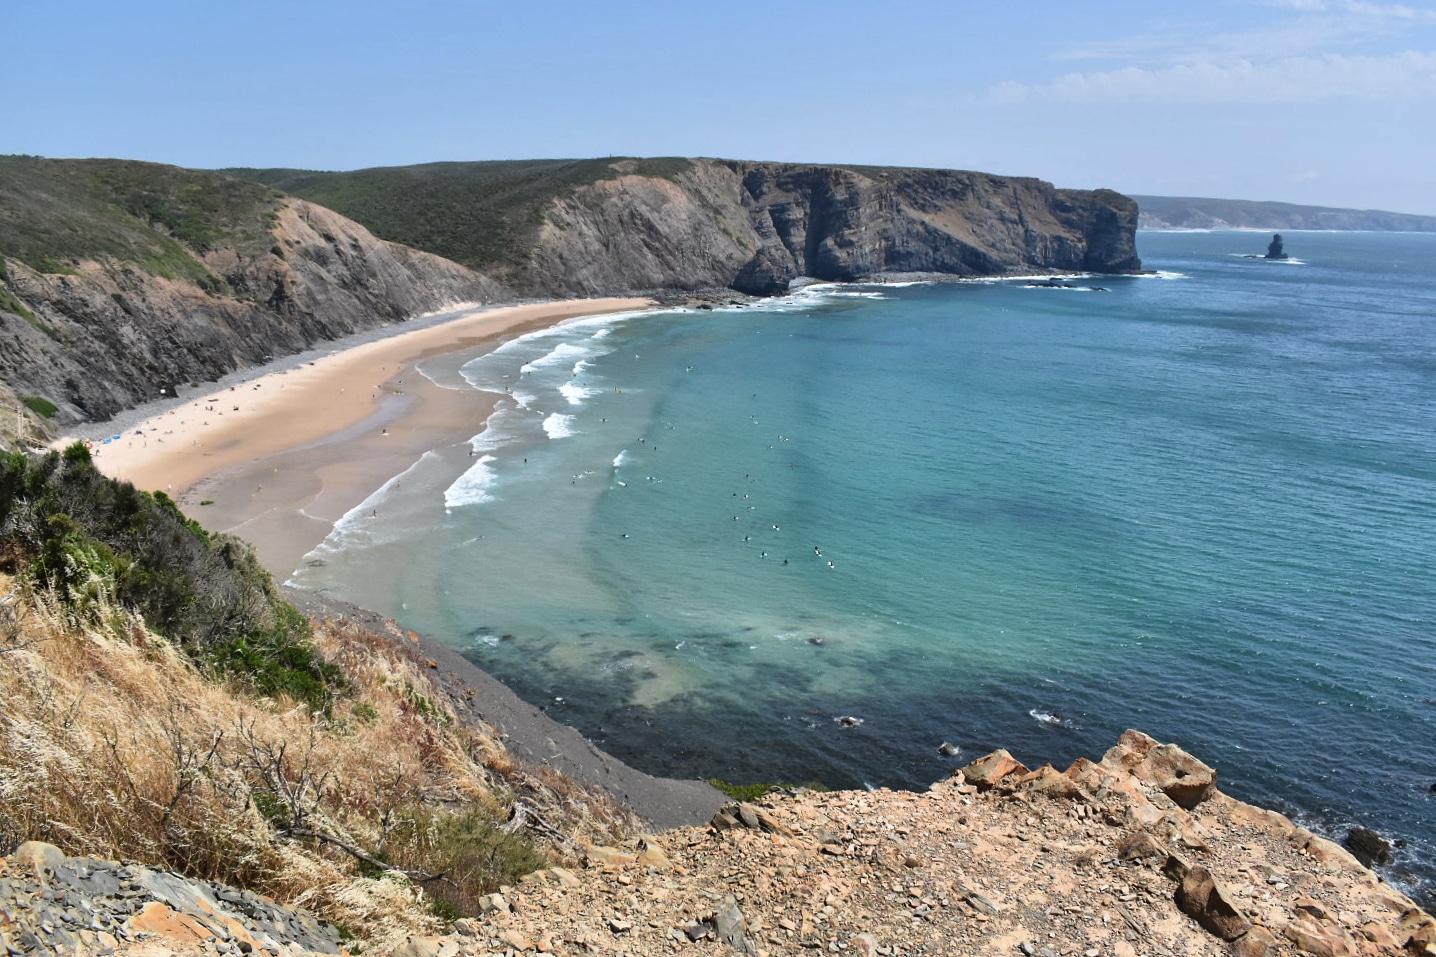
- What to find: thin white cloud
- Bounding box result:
[1266,0,1436,20]
[990,50,1436,103]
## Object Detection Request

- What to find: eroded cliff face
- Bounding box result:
[520,159,1142,297]
[0,156,1142,430]
[0,202,507,424]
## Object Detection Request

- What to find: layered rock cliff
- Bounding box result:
[0,197,505,426]
[252,158,1143,298]
[1,156,1140,431]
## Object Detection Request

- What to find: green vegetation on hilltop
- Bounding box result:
[0,444,342,708]
[0,155,285,282]
[227,157,693,271]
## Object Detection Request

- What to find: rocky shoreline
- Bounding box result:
[5,731,1432,957]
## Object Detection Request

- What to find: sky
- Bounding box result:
[9,0,1436,214]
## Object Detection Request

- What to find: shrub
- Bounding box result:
[0,444,345,709]
[22,396,59,419]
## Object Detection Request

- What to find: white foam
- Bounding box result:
[558,358,598,406]
[612,449,628,468]
[520,341,591,375]
[1029,708,1078,729]
[444,454,499,508]
[543,413,576,439]
[306,451,442,554]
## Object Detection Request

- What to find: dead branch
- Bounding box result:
[277,826,452,885]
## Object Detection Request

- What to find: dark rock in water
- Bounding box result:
[1428,782,1436,794]
[1344,826,1393,868]
[1265,233,1289,260]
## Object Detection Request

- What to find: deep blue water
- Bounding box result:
[292,231,1436,901]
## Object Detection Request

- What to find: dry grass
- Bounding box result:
[0,573,640,950]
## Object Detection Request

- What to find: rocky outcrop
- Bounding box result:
[362,731,1432,957]
[0,200,508,425]
[2,733,1432,956]
[0,842,341,957]
[524,159,1142,297]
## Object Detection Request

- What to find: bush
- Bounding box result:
[0,444,345,709]
[383,807,545,915]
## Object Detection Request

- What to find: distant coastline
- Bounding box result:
[1134,194,1436,232]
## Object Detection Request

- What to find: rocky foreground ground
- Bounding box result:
[3,731,1432,957]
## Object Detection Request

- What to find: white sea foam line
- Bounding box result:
[543,412,576,439]
[444,453,499,508]
[520,341,592,374]
[297,450,444,565]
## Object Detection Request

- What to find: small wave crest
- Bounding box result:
[444,454,498,508]
[543,413,576,439]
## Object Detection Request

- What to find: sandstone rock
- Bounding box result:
[1343,826,1392,868]
[477,892,510,914]
[960,750,1029,791]
[1117,830,1168,863]
[1016,764,1081,799]
[1172,864,1251,941]
[581,844,638,868]
[1234,925,1279,957]
[1101,730,1216,809]
[450,918,481,937]
[498,928,534,951]
[391,936,443,957]
[636,836,670,867]
[1282,916,1353,957]
[1398,908,1436,951]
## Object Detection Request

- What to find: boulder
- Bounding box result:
[959,749,1030,790]
[1234,925,1279,957]
[1015,764,1081,799]
[1172,863,1251,941]
[1343,827,1392,868]
[12,841,65,874]
[1117,830,1168,863]
[1282,917,1353,957]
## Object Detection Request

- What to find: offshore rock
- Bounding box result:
[1265,233,1289,259]
[1345,826,1394,868]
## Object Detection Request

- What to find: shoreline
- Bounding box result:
[68,297,655,576]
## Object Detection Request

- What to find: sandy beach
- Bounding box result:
[72,298,654,576]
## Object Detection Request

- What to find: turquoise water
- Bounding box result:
[291,231,1436,900]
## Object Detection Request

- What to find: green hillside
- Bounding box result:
[225,157,693,271]
[0,156,285,285]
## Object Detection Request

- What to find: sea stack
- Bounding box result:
[1265,233,1289,259]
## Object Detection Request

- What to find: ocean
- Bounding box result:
[289,230,1436,901]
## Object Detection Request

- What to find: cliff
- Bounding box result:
[240,157,1143,297]
[5,730,1434,957]
[1134,195,1436,231]
[1,156,1139,433]
[0,157,508,429]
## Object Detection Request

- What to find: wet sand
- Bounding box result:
[73,298,653,577]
